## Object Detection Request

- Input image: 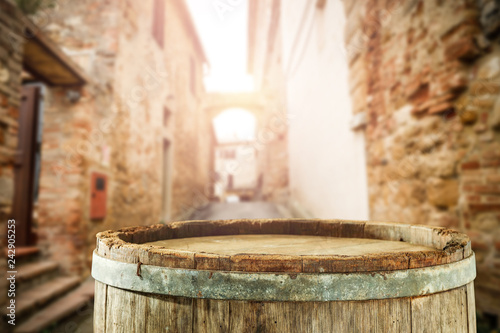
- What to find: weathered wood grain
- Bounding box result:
[105,286,146,333]
[146,234,434,256]
[95,284,476,332]
[363,221,412,242]
[466,282,476,332]
[227,301,261,332]
[145,293,193,332]
[411,286,468,333]
[93,281,107,331]
[193,299,230,332]
[257,302,298,333]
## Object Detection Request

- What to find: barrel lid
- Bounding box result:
[95,219,471,273]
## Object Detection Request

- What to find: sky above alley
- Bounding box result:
[186,0,255,142]
[185,0,254,92]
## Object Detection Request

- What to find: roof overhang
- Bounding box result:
[176,0,209,66]
[247,0,257,74]
[22,21,89,86]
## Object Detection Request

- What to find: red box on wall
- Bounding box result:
[91,172,107,220]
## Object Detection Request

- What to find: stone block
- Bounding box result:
[444,36,481,61]
[420,151,457,178]
[428,211,459,229]
[461,161,481,170]
[474,185,500,195]
[480,0,500,38]
[0,175,13,203]
[473,213,500,231]
[490,96,500,129]
[428,101,454,115]
[478,53,500,80]
[460,109,478,125]
[469,79,500,96]
[487,174,500,183]
[426,178,459,207]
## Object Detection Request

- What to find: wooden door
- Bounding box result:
[12,85,41,246]
[90,172,107,220]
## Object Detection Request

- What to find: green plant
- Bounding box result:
[14,0,55,15]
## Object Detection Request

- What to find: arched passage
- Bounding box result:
[205,92,288,203]
[213,108,256,143]
[212,108,258,201]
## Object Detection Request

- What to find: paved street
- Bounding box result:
[189,201,287,220]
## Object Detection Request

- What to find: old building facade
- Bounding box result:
[204,90,289,204]
[32,0,211,276]
[1,0,211,329]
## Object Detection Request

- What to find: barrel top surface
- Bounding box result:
[144,234,437,256]
[94,219,472,273]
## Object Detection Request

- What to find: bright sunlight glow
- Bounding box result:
[185,0,254,92]
[213,108,256,143]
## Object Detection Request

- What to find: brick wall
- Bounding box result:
[344,0,500,318]
[0,0,24,315]
[37,85,98,275]
[0,2,23,229]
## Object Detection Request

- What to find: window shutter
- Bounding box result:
[153,0,165,48]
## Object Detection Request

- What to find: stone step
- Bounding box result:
[14,279,95,333]
[14,247,40,258]
[13,276,81,319]
[16,261,60,294]
[17,261,59,283]
[5,247,40,265]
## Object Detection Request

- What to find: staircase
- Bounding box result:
[3,247,95,333]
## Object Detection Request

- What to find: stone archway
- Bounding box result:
[204,92,289,203]
[205,92,266,125]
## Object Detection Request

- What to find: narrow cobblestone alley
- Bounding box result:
[189,202,290,220]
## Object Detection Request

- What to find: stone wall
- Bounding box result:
[0,0,23,219]
[248,0,290,205]
[0,3,22,224]
[344,0,500,318]
[164,0,212,220]
[0,0,24,318]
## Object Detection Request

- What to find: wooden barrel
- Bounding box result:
[92,219,476,332]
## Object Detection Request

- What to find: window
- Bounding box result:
[163,107,171,127]
[190,57,196,96]
[316,0,326,9]
[222,149,236,159]
[152,0,165,48]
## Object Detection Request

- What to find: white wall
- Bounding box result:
[280,0,369,219]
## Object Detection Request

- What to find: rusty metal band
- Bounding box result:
[91,251,476,301]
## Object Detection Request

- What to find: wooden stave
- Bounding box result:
[94,281,476,332]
